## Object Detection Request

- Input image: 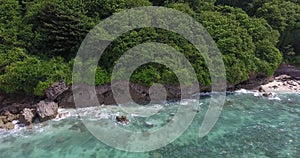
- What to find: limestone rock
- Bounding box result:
[0,119,4,128]
[36,101,58,121]
[4,122,14,130]
[19,108,36,125]
[45,80,68,101]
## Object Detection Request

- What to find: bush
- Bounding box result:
[0,49,72,95]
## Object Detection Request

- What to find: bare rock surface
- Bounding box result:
[260,75,300,93]
[275,63,300,80]
[19,108,36,125]
[36,101,58,121]
[45,80,68,101]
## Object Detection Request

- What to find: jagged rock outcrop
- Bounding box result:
[36,101,58,121]
[275,63,300,79]
[19,108,36,125]
[231,73,274,91]
[0,111,19,130]
[1,111,19,123]
[58,82,186,108]
[3,122,14,130]
[45,80,68,101]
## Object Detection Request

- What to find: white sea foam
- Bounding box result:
[235,89,254,94]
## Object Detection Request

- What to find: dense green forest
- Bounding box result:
[0,0,299,96]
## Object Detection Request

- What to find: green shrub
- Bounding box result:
[0,49,72,95]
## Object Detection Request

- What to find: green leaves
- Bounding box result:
[197,6,282,83]
[0,0,294,96]
[0,48,72,95]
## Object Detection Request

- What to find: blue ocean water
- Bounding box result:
[0,92,299,158]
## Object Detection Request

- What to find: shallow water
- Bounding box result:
[0,92,299,158]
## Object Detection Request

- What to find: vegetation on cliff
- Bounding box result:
[1,0,298,96]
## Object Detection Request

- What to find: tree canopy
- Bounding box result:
[0,0,295,95]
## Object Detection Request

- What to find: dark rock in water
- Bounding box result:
[143,131,151,137]
[69,123,86,132]
[262,92,275,98]
[258,86,266,92]
[167,117,174,123]
[116,115,129,124]
[45,80,68,101]
[19,108,36,125]
[55,138,65,143]
[36,101,58,121]
[152,152,163,158]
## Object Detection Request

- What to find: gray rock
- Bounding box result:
[19,108,36,125]
[45,80,68,101]
[36,101,58,121]
[1,111,19,123]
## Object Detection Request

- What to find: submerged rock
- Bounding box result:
[36,101,58,121]
[69,123,86,132]
[145,121,154,128]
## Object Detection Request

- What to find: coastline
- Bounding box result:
[0,64,299,130]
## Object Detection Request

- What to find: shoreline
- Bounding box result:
[0,89,298,134]
[0,64,299,131]
[0,89,298,132]
[260,75,300,93]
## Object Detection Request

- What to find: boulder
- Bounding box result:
[258,86,266,92]
[45,80,68,101]
[57,89,75,108]
[0,119,4,128]
[6,114,18,122]
[275,64,300,79]
[4,122,14,130]
[116,115,129,124]
[1,111,19,123]
[19,108,36,125]
[36,101,58,121]
[262,93,271,97]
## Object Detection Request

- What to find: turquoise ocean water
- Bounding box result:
[0,92,299,158]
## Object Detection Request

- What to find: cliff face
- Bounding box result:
[275,63,300,80]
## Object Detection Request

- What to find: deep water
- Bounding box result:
[0,92,299,158]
